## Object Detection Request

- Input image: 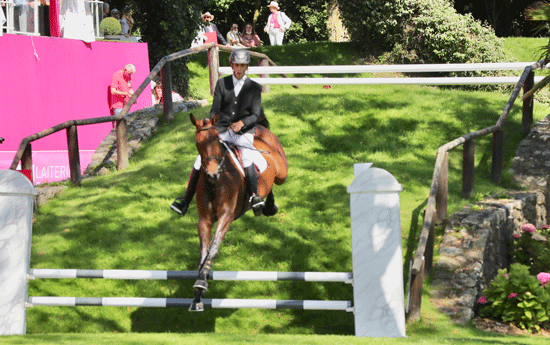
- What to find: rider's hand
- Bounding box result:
[230,121,244,133]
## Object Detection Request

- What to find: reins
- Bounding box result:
[197,125,270,155]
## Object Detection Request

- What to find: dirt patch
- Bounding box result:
[473,317,550,337]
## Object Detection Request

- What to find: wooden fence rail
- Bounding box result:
[406,62,544,321]
[9,43,217,185]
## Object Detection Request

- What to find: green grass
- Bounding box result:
[503,37,548,62]
[8,39,550,343]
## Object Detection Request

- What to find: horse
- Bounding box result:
[188,113,288,311]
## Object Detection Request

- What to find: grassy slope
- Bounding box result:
[9,39,550,343]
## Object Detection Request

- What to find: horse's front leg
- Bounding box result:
[192,213,234,291]
[189,196,213,312]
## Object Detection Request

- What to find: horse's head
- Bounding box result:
[190,113,223,184]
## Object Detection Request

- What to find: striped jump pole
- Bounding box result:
[2,163,406,337]
[28,269,353,283]
[27,297,352,311]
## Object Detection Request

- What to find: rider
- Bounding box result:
[171,49,271,217]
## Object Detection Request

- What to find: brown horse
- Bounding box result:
[188,113,288,311]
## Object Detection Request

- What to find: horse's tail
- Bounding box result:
[255,126,288,185]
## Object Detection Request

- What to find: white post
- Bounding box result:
[347,163,406,337]
[0,170,37,335]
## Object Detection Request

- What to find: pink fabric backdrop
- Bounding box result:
[0,34,151,184]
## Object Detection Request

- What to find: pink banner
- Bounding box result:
[0,34,151,184]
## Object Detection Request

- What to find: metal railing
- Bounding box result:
[1,0,105,39]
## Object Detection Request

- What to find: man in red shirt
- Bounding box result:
[109,64,135,116]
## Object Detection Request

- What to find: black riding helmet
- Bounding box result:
[229,49,251,64]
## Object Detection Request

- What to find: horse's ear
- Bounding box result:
[211,113,220,126]
[190,113,200,128]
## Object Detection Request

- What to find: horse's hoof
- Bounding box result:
[262,204,278,217]
[189,302,204,312]
[193,279,209,290]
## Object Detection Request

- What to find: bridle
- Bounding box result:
[197,126,227,175]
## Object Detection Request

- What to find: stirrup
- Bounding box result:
[250,194,265,217]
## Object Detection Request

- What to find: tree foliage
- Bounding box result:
[335,0,511,65]
[205,0,329,44]
[131,0,203,96]
[453,0,543,37]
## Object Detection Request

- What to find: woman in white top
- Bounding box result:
[263,1,291,46]
[120,6,133,36]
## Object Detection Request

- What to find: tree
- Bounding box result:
[523,1,550,99]
[453,0,543,37]
[335,0,510,65]
[130,0,204,97]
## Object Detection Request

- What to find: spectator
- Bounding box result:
[202,11,227,45]
[120,6,133,36]
[110,8,120,20]
[241,23,261,48]
[226,23,246,47]
[101,3,110,21]
[152,81,162,105]
[14,0,33,33]
[151,80,184,105]
[263,1,291,46]
[109,64,135,119]
[1,4,5,36]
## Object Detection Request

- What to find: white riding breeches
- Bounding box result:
[193,130,263,170]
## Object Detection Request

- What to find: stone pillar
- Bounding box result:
[0,170,37,335]
[347,163,406,337]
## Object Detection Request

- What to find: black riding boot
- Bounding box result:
[245,165,265,216]
[171,168,200,216]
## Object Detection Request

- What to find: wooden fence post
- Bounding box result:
[208,46,220,97]
[21,143,33,174]
[161,61,174,122]
[116,119,129,170]
[66,126,82,186]
[491,129,504,183]
[522,70,534,135]
[407,259,424,322]
[462,139,475,199]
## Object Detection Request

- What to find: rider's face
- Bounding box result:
[231,63,248,80]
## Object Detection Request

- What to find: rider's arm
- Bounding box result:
[238,84,262,129]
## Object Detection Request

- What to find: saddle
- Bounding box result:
[222,141,266,176]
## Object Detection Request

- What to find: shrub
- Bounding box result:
[512,223,550,275]
[336,0,512,65]
[99,17,121,36]
[478,263,550,332]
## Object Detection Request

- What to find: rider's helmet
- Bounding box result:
[229,49,251,64]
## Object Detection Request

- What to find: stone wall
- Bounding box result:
[431,191,547,324]
[431,114,550,324]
